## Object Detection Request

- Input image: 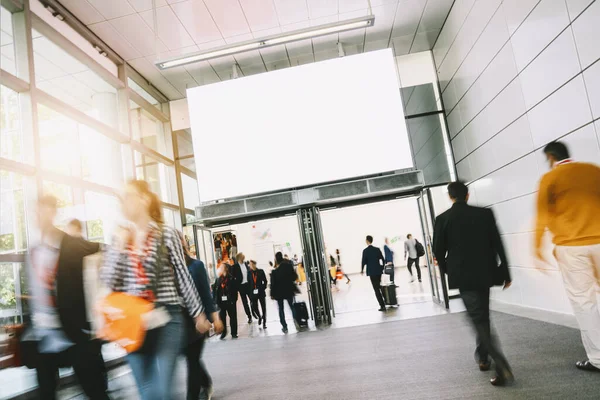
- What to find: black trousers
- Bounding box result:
[370,275,386,309]
[460,288,511,374]
[251,295,267,322]
[219,302,238,337]
[36,340,109,400]
[407,257,421,279]
[185,335,212,400]
[239,283,252,319]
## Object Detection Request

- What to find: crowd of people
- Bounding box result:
[15,139,600,397]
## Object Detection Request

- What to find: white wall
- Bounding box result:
[320,198,424,274]
[435,0,600,314]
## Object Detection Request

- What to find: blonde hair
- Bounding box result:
[127,180,163,224]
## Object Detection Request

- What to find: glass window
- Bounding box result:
[32,29,119,128]
[0,263,29,326]
[42,180,76,228]
[163,207,175,228]
[135,151,175,203]
[1,85,25,163]
[80,125,123,188]
[84,192,120,244]
[180,157,196,172]
[38,104,80,176]
[176,130,194,158]
[0,170,28,254]
[1,6,17,76]
[128,78,161,109]
[130,100,168,155]
[181,173,200,210]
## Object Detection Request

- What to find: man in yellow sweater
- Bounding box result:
[535,141,600,373]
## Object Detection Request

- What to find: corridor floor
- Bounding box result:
[64,311,600,400]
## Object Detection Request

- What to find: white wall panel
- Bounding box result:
[501,0,541,35]
[527,76,593,148]
[535,124,600,174]
[571,0,600,69]
[451,130,467,162]
[509,0,570,71]
[456,158,473,182]
[432,0,476,67]
[584,60,600,119]
[566,0,596,20]
[492,193,536,235]
[518,28,581,109]
[518,268,572,313]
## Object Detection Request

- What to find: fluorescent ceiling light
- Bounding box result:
[156,15,375,70]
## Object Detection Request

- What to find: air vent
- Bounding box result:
[246,192,296,212]
[196,201,245,219]
[317,180,368,200]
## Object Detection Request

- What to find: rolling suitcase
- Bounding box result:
[294,301,309,327]
[382,284,398,306]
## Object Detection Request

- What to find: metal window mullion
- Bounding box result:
[131,140,174,166]
[0,69,29,92]
[125,64,169,104]
[128,89,169,123]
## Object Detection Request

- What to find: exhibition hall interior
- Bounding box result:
[1,0,599,399]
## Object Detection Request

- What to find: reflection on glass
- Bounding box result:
[176,130,194,158]
[84,192,120,244]
[0,171,28,254]
[406,114,451,185]
[1,85,24,163]
[400,83,441,117]
[128,78,161,109]
[180,157,196,172]
[130,100,168,155]
[1,6,17,76]
[134,151,174,203]
[32,29,118,128]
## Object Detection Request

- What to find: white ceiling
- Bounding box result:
[59,0,455,101]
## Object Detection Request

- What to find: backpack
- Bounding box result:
[415,239,425,257]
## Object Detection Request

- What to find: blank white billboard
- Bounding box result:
[187,48,412,202]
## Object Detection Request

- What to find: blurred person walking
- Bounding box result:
[336,249,351,284]
[361,236,386,312]
[101,180,210,400]
[248,260,268,329]
[271,252,298,333]
[433,182,513,386]
[232,253,253,323]
[535,141,600,372]
[383,239,395,285]
[214,264,239,339]
[179,232,223,400]
[28,197,109,400]
[404,234,422,283]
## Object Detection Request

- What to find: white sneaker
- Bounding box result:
[410,277,415,283]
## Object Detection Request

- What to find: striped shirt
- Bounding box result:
[101,224,203,318]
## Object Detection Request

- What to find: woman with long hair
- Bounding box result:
[102,180,211,400]
[178,231,222,400]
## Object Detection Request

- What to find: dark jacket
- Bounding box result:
[361,245,385,276]
[232,262,249,290]
[270,261,298,300]
[383,244,394,264]
[55,235,100,344]
[248,268,268,299]
[213,273,238,306]
[187,259,217,320]
[433,202,511,291]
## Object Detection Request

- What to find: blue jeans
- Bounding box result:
[126,305,184,400]
[277,297,296,329]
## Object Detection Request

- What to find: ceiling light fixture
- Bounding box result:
[156,15,375,70]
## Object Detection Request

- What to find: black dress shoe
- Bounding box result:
[247,317,252,324]
[479,361,491,371]
[378,307,386,312]
[490,371,514,386]
[220,334,227,340]
[232,335,238,339]
[576,360,600,372]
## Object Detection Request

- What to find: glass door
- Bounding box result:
[417,190,450,308]
[193,225,218,284]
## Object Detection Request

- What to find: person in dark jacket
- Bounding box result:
[28,196,109,400]
[179,232,222,400]
[232,253,253,323]
[214,264,239,339]
[270,252,298,333]
[248,260,268,329]
[361,235,386,311]
[433,181,514,387]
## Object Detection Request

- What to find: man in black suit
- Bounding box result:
[28,196,109,400]
[433,182,514,387]
[232,253,253,323]
[361,235,386,311]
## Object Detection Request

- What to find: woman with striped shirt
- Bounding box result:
[102,180,211,400]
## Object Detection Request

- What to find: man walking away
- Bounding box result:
[361,236,386,312]
[404,234,422,283]
[270,252,298,333]
[248,260,268,329]
[535,141,600,372]
[233,253,253,323]
[383,239,395,285]
[433,182,514,387]
[29,196,109,400]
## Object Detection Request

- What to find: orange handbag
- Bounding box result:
[98,233,166,353]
